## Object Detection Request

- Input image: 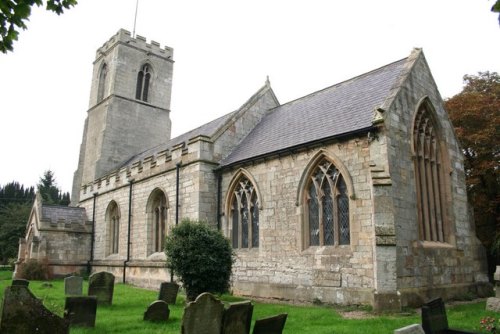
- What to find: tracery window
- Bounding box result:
[151,191,167,253]
[97,63,107,102]
[305,159,350,247]
[136,64,151,102]
[230,176,259,249]
[106,201,120,255]
[413,103,447,242]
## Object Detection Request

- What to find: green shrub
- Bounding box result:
[165,219,234,301]
[16,258,52,280]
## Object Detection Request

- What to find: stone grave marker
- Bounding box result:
[181,292,225,334]
[88,271,115,305]
[65,275,83,295]
[64,296,97,327]
[252,313,288,334]
[221,300,253,334]
[0,285,69,333]
[143,300,170,322]
[394,324,425,334]
[11,278,29,286]
[487,265,500,312]
[158,281,180,304]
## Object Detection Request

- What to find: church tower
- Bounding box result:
[71,29,173,204]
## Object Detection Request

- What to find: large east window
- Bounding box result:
[305,159,350,247]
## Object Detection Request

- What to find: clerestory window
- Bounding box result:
[229,175,259,249]
[413,101,448,242]
[305,159,350,247]
[136,64,151,102]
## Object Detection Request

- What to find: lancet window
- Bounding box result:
[106,201,120,255]
[97,63,107,102]
[305,159,350,247]
[151,192,167,253]
[229,176,259,249]
[413,103,447,242]
[136,64,151,102]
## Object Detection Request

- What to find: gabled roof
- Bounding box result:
[221,56,409,167]
[41,205,87,223]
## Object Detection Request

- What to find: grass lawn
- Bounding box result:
[0,271,494,333]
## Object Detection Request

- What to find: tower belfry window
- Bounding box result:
[97,63,107,102]
[136,64,151,102]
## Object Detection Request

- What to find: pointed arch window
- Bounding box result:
[413,102,448,242]
[136,64,151,102]
[229,176,259,249]
[97,63,107,102]
[305,159,350,247]
[150,191,168,253]
[106,201,120,255]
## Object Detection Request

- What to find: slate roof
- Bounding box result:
[221,57,408,167]
[41,205,87,223]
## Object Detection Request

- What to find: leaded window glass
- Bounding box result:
[230,175,259,249]
[306,159,350,247]
[107,201,120,255]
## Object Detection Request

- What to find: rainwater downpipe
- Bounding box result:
[171,162,181,282]
[88,192,98,275]
[123,179,134,283]
[216,170,222,231]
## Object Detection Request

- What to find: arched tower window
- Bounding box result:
[146,189,168,254]
[136,64,151,102]
[106,201,120,255]
[229,175,259,249]
[413,101,448,242]
[305,158,350,247]
[97,63,107,102]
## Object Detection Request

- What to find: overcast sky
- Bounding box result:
[0,0,499,194]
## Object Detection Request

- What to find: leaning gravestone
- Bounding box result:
[0,285,69,334]
[11,278,29,287]
[181,292,225,334]
[158,281,180,304]
[252,313,288,334]
[64,275,83,295]
[394,324,425,334]
[221,300,253,334]
[64,296,97,327]
[143,300,170,322]
[88,271,115,305]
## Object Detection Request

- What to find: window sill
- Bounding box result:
[412,240,454,249]
[147,252,166,261]
[301,245,352,256]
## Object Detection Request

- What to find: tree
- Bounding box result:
[164,219,234,301]
[0,0,77,53]
[445,71,500,273]
[493,0,500,24]
[0,181,35,264]
[37,169,70,205]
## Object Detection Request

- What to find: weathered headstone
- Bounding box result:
[394,324,425,334]
[158,281,180,304]
[487,265,500,311]
[65,275,83,295]
[181,292,225,334]
[88,271,115,305]
[221,300,253,334]
[143,300,170,322]
[0,285,69,334]
[64,296,97,327]
[11,278,29,286]
[252,313,288,334]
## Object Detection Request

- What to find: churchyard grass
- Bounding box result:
[0,272,492,333]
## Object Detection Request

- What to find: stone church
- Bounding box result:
[16,29,490,310]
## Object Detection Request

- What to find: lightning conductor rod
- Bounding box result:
[132,0,139,38]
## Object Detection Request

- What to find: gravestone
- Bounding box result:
[158,281,180,304]
[394,324,425,334]
[12,278,29,286]
[64,296,97,327]
[181,292,225,334]
[252,313,288,334]
[221,300,254,334]
[88,271,115,305]
[486,265,500,312]
[143,300,170,322]
[65,275,83,295]
[0,285,69,334]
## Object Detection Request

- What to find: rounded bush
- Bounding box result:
[165,219,234,301]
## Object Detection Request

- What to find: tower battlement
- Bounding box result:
[96,29,173,60]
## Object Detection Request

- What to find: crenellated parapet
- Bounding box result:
[80,134,216,200]
[95,29,173,61]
